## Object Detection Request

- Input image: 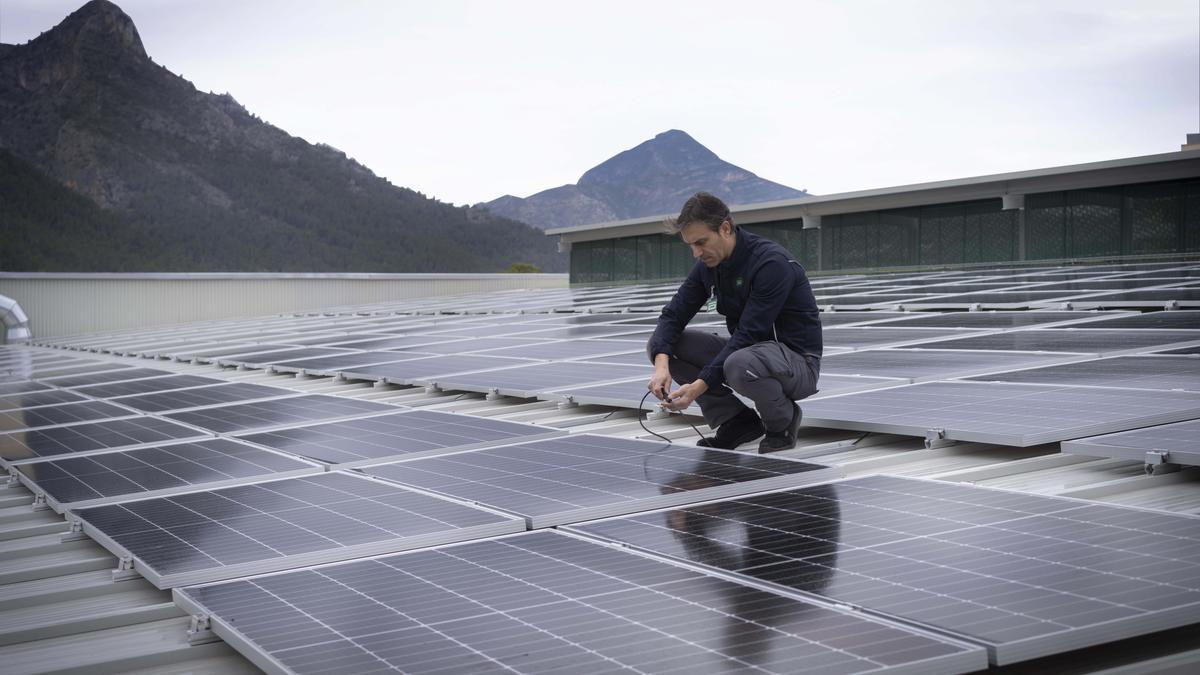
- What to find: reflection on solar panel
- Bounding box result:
[0,381,52,396]
[821,349,1082,381]
[363,434,838,527]
[14,438,322,512]
[568,475,1200,665]
[113,383,298,413]
[27,362,131,381]
[800,381,1200,446]
[1050,310,1200,330]
[43,367,173,388]
[0,400,136,432]
[237,410,561,466]
[0,388,86,411]
[75,374,227,399]
[176,531,985,675]
[74,472,524,588]
[0,416,209,467]
[968,355,1200,391]
[268,351,422,374]
[1062,419,1200,467]
[164,395,396,433]
[217,347,357,367]
[340,355,533,385]
[900,329,1200,354]
[866,311,1120,329]
[475,339,641,361]
[432,361,650,398]
[823,327,978,349]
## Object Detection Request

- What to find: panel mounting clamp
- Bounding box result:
[1144,450,1180,476]
[113,556,141,582]
[557,395,578,410]
[924,428,956,449]
[187,614,220,645]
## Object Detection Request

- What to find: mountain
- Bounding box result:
[482,130,809,229]
[0,0,564,273]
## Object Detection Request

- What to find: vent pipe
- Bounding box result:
[0,294,31,344]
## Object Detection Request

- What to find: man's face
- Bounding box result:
[680,220,735,268]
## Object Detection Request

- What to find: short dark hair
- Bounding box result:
[664,192,731,234]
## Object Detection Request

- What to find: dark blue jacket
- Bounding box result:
[649,229,822,388]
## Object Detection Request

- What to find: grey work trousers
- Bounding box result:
[649,329,820,433]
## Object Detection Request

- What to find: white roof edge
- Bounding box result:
[545,148,1200,237]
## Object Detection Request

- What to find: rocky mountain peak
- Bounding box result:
[2,0,147,92]
[484,130,808,229]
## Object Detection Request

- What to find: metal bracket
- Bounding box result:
[61,518,90,542]
[187,614,220,645]
[112,556,141,582]
[424,383,442,394]
[1145,450,1181,476]
[485,387,501,401]
[968,303,983,312]
[373,379,388,388]
[557,395,579,410]
[924,428,956,449]
[294,369,309,379]
[31,493,48,511]
[4,473,21,489]
[1165,300,1180,311]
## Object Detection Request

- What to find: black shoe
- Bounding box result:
[758,402,802,453]
[697,408,763,450]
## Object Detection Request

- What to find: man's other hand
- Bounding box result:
[663,380,708,411]
[648,368,672,401]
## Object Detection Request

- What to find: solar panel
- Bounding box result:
[864,311,1123,329]
[74,374,227,399]
[504,325,648,340]
[267,351,424,375]
[340,355,533,385]
[0,400,137,432]
[431,361,651,398]
[816,311,922,326]
[236,410,562,467]
[567,475,1200,665]
[402,337,551,355]
[800,381,1200,446]
[573,350,653,366]
[216,347,358,368]
[42,367,174,388]
[1061,419,1200,467]
[823,327,980,350]
[0,417,210,467]
[72,471,524,588]
[821,349,1085,382]
[899,329,1200,354]
[967,355,1200,391]
[363,434,839,527]
[475,338,643,361]
[1156,344,1200,355]
[164,395,398,434]
[175,531,985,675]
[0,388,87,411]
[13,438,322,513]
[1068,289,1200,306]
[113,383,299,413]
[1049,310,1200,330]
[0,381,52,396]
[24,362,131,380]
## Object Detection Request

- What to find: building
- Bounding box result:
[549,149,1200,284]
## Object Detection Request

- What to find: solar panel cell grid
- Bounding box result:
[164,395,396,433]
[568,476,1200,664]
[0,417,209,466]
[75,472,524,588]
[15,438,320,511]
[0,400,136,432]
[236,410,559,465]
[176,531,984,675]
[113,383,299,413]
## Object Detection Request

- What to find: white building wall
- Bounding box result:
[0,273,568,340]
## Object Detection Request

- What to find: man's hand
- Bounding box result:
[648,353,672,400]
[663,379,708,411]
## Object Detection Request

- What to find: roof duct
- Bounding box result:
[0,294,31,343]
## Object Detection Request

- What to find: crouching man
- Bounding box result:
[647,192,823,452]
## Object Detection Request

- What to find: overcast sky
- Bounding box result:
[3,0,1197,206]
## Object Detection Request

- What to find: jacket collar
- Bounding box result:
[719,228,754,273]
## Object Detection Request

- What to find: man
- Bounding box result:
[647,192,822,452]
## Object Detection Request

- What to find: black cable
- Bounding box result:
[638,390,709,445]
